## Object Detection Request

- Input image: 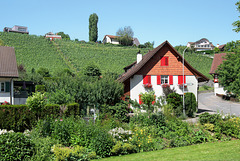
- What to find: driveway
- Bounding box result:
[198,92,240,116]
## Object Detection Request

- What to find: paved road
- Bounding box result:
[198,92,240,116]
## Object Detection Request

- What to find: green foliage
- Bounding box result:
[214,47,220,53]
[89,13,98,42]
[224,40,240,52]
[52,145,97,161]
[184,92,197,117]
[166,93,183,116]
[0,132,35,160]
[140,91,155,113]
[84,63,101,77]
[0,39,4,46]
[37,67,51,77]
[233,1,240,33]
[0,32,69,73]
[102,102,130,122]
[41,104,60,119]
[199,112,221,125]
[48,89,75,105]
[35,85,45,92]
[217,52,240,96]
[64,103,81,117]
[0,105,36,132]
[111,141,136,156]
[57,32,70,40]
[26,92,47,118]
[116,26,134,46]
[130,112,166,128]
[143,41,154,48]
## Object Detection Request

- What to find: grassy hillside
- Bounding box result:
[0,32,69,73]
[0,32,213,78]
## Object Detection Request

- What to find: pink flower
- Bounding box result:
[55,119,57,122]
[60,119,63,121]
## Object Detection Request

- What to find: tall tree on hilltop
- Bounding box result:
[233,1,240,32]
[89,13,98,42]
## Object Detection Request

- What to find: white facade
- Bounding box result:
[130,75,198,103]
[187,38,214,51]
[103,36,120,44]
[0,78,14,104]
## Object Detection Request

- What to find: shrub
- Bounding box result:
[48,89,75,105]
[40,104,60,119]
[111,141,136,156]
[26,92,47,119]
[199,112,221,125]
[51,145,97,161]
[64,103,81,117]
[0,105,36,132]
[166,93,183,116]
[184,92,197,117]
[0,132,35,160]
[35,85,45,92]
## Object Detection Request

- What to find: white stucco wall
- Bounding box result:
[130,75,198,103]
[214,83,226,96]
[0,78,14,104]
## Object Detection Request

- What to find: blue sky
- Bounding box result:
[1,0,239,46]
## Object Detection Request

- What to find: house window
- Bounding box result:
[161,75,168,84]
[161,57,168,66]
[0,82,5,92]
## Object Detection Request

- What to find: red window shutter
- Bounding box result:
[139,95,142,104]
[143,75,147,84]
[157,75,161,85]
[169,75,173,85]
[178,75,186,84]
[161,57,168,66]
[148,75,151,84]
[178,75,183,84]
[143,75,151,84]
[165,57,169,66]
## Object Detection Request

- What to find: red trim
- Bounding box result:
[178,75,186,84]
[157,75,161,85]
[169,75,173,85]
[161,57,169,66]
[143,75,151,84]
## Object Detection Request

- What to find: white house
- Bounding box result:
[102,35,120,44]
[0,46,19,104]
[209,53,227,96]
[187,38,214,51]
[118,41,209,104]
[102,35,140,46]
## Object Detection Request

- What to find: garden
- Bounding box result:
[1,65,240,160]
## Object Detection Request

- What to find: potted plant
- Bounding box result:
[161,84,170,88]
[143,83,152,88]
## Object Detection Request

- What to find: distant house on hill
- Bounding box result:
[102,35,140,46]
[216,44,226,51]
[118,41,209,103]
[187,38,214,51]
[209,53,227,96]
[45,32,62,41]
[0,46,19,105]
[3,25,29,34]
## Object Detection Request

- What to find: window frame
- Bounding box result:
[161,57,169,66]
[0,82,5,92]
[161,75,169,84]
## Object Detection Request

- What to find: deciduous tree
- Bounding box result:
[233,1,240,33]
[116,26,134,46]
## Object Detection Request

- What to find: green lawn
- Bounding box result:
[96,140,240,161]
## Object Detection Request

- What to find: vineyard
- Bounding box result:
[0,32,213,78]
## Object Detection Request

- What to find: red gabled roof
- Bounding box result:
[118,41,209,83]
[209,53,227,74]
[0,46,19,78]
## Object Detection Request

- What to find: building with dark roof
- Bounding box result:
[3,25,29,34]
[0,46,19,104]
[187,38,214,51]
[118,41,209,103]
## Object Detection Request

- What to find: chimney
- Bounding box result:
[137,50,142,64]
[216,44,219,48]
